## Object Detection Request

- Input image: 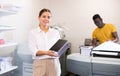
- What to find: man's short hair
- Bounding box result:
[93,14,101,20]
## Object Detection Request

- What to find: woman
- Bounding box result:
[29,8,61,76]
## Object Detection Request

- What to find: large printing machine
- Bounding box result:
[67,41,120,76]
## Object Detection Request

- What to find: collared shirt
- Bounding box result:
[29,27,60,59]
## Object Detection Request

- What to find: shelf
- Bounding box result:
[0,66,18,75]
[0,42,17,48]
[0,26,15,31]
[0,42,17,56]
[0,8,16,17]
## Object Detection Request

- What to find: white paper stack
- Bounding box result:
[93,41,120,51]
[80,46,93,56]
[92,41,120,57]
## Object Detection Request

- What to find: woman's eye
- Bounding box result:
[48,16,51,19]
[42,16,46,18]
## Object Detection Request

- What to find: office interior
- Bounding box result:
[0,0,120,76]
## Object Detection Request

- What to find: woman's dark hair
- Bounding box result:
[93,14,101,20]
[39,8,51,17]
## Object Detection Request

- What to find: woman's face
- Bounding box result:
[39,12,51,27]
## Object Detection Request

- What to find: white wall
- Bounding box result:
[49,0,120,53]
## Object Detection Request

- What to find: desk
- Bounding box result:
[67,53,120,76]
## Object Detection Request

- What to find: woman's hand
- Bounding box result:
[36,50,58,56]
[46,50,58,56]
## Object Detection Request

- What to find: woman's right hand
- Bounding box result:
[36,50,58,56]
[46,50,57,56]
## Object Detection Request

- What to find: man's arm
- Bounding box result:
[112,32,119,43]
[92,38,98,47]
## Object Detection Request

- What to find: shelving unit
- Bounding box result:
[0,6,18,75]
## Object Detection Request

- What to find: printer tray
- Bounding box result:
[93,53,120,58]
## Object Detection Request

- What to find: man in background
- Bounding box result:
[92,14,119,47]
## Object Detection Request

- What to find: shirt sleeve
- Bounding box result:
[111,24,117,32]
[28,31,38,57]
